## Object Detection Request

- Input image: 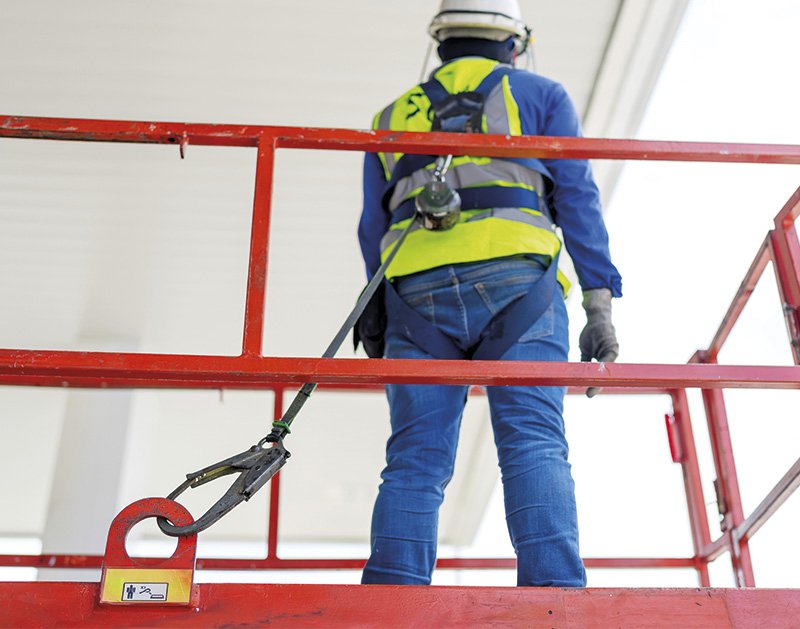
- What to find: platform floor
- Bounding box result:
[2,583,799,627]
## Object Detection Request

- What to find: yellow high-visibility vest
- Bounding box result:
[374,57,570,294]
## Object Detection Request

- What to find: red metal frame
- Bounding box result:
[3,583,799,627]
[1,116,800,588]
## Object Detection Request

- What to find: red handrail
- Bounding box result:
[1,115,799,588]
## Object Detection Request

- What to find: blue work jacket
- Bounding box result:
[358,58,623,298]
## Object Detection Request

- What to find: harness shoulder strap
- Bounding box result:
[383,66,515,205]
[475,65,513,98]
[418,77,451,109]
[419,64,513,108]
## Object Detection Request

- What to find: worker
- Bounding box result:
[355,0,622,587]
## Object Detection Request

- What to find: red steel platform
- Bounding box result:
[1,583,798,628]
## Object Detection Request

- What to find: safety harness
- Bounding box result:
[383,65,559,361]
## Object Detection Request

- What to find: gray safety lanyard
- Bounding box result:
[264,214,417,442]
[157,159,457,538]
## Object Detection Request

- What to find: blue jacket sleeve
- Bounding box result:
[358,152,390,279]
[514,74,623,297]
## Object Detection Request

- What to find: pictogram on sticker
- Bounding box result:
[121,582,169,601]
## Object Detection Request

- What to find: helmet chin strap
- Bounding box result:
[524,42,537,73]
[419,40,435,83]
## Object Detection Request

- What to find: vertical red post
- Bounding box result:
[242,132,277,357]
[669,390,712,587]
[699,386,755,587]
[267,385,285,560]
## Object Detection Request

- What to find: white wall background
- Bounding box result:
[566,0,800,588]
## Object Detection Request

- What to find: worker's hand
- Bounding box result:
[579,288,619,398]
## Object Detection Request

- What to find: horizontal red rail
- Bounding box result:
[0,553,695,571]
[1,350,799,389]
[3,115,800,163]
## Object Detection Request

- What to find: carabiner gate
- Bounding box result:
[157,440,290,537]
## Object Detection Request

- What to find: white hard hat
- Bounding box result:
[429,0,532,54]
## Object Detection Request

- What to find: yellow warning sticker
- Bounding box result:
[100,569,193,604]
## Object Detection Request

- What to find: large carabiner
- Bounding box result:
[157,439,290,537]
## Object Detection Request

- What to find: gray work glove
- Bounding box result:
[579,288,619,398]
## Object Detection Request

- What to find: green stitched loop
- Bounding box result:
[272,420,291,434]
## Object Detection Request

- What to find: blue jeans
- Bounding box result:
[362,257,586,587]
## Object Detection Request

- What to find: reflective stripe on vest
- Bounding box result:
[380,207,554,251]
[391,187,543,224]
[379,208,571,290]
[373,58,570,294]
[387,157,547,217]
